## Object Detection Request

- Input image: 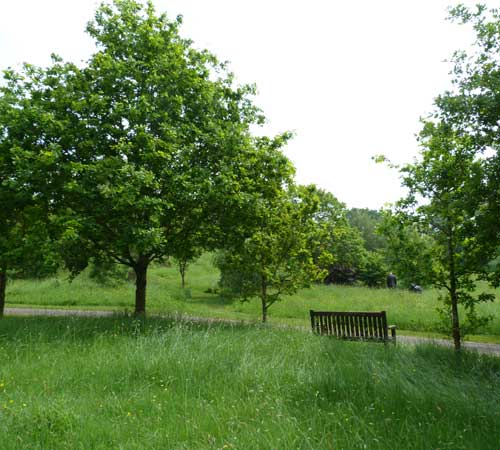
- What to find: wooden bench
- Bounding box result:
[310,310,396,343]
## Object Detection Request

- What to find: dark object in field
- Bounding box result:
[310,310,396,343]
[323,265,357,285]
[409,283,423,293]
[386,272,397,288]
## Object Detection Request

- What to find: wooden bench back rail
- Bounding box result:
[310,310,396,342]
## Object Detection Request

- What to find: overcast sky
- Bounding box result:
[0,0,490,209]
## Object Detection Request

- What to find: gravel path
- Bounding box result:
[5,307,117,318]
[4,307,500,357]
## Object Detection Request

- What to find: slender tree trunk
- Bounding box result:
[134,258,149,316]
[0,270,6,318]
[261,276,267,323]
[448,231,461,351]
[450,288,461,351]
[179,260,186,289]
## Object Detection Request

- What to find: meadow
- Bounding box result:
[6,254,500,342]
[0,315,499,450]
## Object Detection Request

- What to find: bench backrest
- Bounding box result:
[310,310,389,341]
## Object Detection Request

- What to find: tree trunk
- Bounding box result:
[261,276,267,323]
[134,259,148,316]
[179,260,186,289]
[0,270,6,318]
[450,288,461,351]
[448,231,461,351]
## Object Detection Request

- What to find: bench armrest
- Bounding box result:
[388,325,397,341]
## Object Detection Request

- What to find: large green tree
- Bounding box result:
[392,122,494,350]
[1,0,292,315]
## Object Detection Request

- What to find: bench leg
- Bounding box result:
[389,326,396,344]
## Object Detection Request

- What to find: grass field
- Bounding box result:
[5,253,500,341]
[0,315,499,449]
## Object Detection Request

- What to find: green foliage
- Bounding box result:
[87,258,128,287]
[1,217,60,281]
[433,5,500,287]
[347,208,387,252]
[309,187,367,285]
[358,251,388,288]
[216,184,322,322]
[213,250,254,300]
[378,211,435,287]
[0,68,65,314]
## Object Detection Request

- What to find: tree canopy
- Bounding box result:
[347,208,387,253]
[431,4,500,270]
[310,189,367,285]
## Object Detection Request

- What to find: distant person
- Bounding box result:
[386,272,397,289]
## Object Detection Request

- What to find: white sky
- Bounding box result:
[0,0,489,209]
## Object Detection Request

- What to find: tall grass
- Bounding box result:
[6,253,500,338]
[0,315,499,449]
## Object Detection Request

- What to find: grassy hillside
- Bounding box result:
[0,315,499,450]
[6,253,500,340]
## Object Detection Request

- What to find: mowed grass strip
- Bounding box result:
[0,316,499,450]
[6,253,500,339]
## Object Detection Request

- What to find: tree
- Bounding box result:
[309,188,367,285]
[313,203,390,288]
[1,0,293,315]
[391,121,494,350]
[0,68,62,316]
[0,127,25,316]
[216,185,322,323]
[376,5,500,348]
[173,244,202,290]
[357,251,388,288]
[347,208,387,252]
[0,176,60,317]
[431,4,500,273]
[378,211,435,287]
